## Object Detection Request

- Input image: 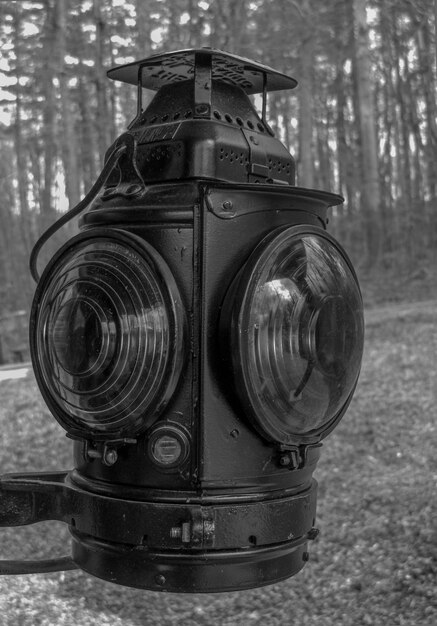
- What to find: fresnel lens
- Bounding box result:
[33,230,185,439]
[0,49,364,592]
[223,226,363,445]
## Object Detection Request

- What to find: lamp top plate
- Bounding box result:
[107,48,297,94]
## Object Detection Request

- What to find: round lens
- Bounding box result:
[51,299,109,375]
[228,226,364,444]
[152,436,182,466]
[147,425,190,470]
[31,229,185,437]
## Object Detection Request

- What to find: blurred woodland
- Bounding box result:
[0,0,436,360]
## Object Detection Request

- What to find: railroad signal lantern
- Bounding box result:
[0,49,364,592]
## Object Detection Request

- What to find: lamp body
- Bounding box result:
[65,181,328,591]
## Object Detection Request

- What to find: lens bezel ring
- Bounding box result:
[30,227,186,440]
[146,423,191,472]
[224,224,364,447]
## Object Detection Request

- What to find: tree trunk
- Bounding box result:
[208,0,247,53]
[0,143,17,311]
[57,0,81,209]
[416,19,437,200]
[352,0,382,266]
[40,0,58,223]
[78,70,98,192]
[135,0,153,55]
[93,0,111,166]
[297,30,315,188]
[12,6,33,255]
[435,0,437,71]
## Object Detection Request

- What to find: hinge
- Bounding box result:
[194,50,212,118]
[276,443,322,470]
[242,129,269,181]
[69,438,137,467]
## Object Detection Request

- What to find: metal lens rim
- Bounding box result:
[146,423,190,472]
[229,224,364,446]
[30,227,186,439]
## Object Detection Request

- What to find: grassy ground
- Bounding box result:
[0,296,435,625]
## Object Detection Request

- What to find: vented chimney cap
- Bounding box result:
[107,48,297,94]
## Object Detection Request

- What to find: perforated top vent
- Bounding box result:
[107,48,297,94]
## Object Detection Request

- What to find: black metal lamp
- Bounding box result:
[0,49,364,592]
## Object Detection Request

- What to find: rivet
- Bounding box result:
[279,454,291,466]
[230,429,239,438]
[222,200,233,211]
[103,448,118,466]
[195,104,209,115]
[155,574,166,586]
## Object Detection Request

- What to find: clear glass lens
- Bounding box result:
[237,229,364,441]
[51,298,109,375]
[34,235,178,434]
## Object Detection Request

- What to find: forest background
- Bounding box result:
[0,2,436,625]
[0,0,436,361]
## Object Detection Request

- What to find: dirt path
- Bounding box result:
[364,299,436,327]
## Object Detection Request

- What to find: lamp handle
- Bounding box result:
[0,556,78,575]
[29,142,127,283]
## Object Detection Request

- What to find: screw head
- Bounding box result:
[155,574,166,586]
[195,104,209,115]
[279,454,291,466]
[103,448,118,466]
